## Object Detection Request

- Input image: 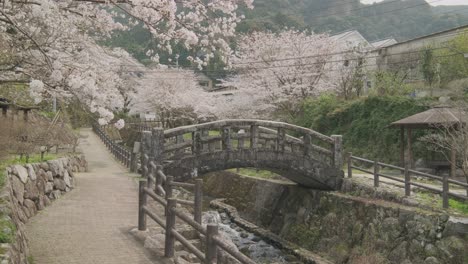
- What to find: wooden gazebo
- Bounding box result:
[391,106,467,177]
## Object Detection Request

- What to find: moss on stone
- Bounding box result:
[0,217,15,244]
[284,224,320,250]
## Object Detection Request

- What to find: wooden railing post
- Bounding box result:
[347,152,353,178]
[303,134,311,157]
[205,224,218,264]
[165,176,174,216]
[138,180,147,231]
[250,125,258,150]
[222,126,232,151]
[194,179,203,224]
[176,134,184,156]
[238,130,245,150]
[404,162,411,196]
[141,131,152,179]
[276,128,285,153]
[331,135,343,169]
[192,130,202,156]
[152,128,165,165]
[152,128,165,193]
[130,142,140,172]
[442,174,449,209]
[374,160,380,187]
[165,198,177,258]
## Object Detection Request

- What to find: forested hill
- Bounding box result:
[237,0,468,41]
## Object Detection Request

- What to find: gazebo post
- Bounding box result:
[407,128,413,169]
[23,109,29,122]
[400,127,405,167]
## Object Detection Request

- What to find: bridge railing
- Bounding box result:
[347,153,468,209]
[163,119,343,168]
[125,117,163,132]
[92,123,139,172]
[138,132,256,264]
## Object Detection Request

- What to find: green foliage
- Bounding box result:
[421,48,437,87]
[434,30,468,85]
[5,153,59,165]
[238,0,468,42]
[0,83,35,106]
[0,217,15,243]
[449,199,468,214]
[294,95,431,163]
[284,224,320,250]
[369,70,413,96]
[64,99,95,129]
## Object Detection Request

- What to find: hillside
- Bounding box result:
[237,0,468,41]
[103,0,468,80]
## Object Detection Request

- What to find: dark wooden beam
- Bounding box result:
[406,128,413,169]
[400,127,405,167]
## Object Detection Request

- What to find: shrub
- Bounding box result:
[293,95,432,164]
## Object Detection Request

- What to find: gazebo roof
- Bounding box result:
[391,107,468,129]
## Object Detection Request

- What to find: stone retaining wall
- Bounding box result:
[203,171,468,264]
[0,156,87,264]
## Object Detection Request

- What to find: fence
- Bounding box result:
[92,123,139,172]
[125,118,163,132]
[138,130,256,264]
[347,153,468,208]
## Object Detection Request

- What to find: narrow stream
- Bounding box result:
[174,187,299,263]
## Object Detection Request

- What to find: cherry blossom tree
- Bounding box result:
[130,67,216,127]
[0,0,253,123]
[333,46,368,100]
[221,30,338,119]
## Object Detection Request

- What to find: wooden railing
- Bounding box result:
[92,123,139,172]
[125,118,163,132]
[138,141,256,264]
[163,119,342,168]
[347,153,468,208]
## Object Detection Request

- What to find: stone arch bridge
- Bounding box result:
[141,120,344,190]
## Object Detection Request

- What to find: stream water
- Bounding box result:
[202,211,297,264]
[173,188,298,263]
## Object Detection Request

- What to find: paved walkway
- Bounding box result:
[26,128,167,264]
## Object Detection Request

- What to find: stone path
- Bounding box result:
[26,128,168,264]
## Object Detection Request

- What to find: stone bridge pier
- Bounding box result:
[141,120,344,190]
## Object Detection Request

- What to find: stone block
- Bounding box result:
[53,178,66,191]
[45,171,53,182]
[36,178,46,194]
[39,162,49,171]
[47,160,64,177]
[23,199,37,218]
[10,176,24,205]
[37,169,47,182]
[24,180,39,201]
[36,195,48,211]
[50,190,61,200]
[45,182,54,194]
[64,170,72,188]
[26,164,36,181]
[12,166,28,184]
